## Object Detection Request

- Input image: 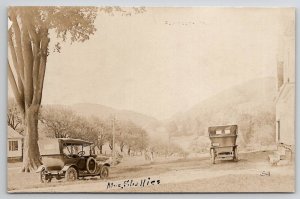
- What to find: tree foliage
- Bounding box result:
[8,7,98,116]
[39,106,150,155]
[39,105,79,138]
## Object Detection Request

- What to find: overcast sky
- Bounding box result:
[11,8,293,120]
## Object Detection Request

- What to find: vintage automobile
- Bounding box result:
[36,138,111,183]
[208,125,238,164]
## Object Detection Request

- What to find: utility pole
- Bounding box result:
[168,131,170,157]
[98,127,103,154]
[112,116,116,166]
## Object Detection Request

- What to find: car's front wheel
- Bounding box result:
[100,166,109,179]
[65,167,78,181]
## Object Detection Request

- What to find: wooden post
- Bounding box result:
[112,116,116,166]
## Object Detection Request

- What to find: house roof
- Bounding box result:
[8,126,23,139]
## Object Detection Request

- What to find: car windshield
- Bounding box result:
[62,144,91,156]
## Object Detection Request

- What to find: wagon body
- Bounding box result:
[208,125,238,164]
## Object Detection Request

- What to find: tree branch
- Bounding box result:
[8,62,25,116]
[8,30,24,84]
[24,14,41,96]
[20,16,34,107]
[29,30,41,95]
[9,10,25,83]
[8,30,25,111]
[32,30,49,105]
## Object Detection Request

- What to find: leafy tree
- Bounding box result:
[135,127,149,152]
[148,138,167,156]
[115,121,133,152]
[8,7,98,172]
[39,105,78,138]
[89,117,110,154]
[7,98,24,133]
[103,119,150,155]
[8,6,146,171]
[119,121,140,154]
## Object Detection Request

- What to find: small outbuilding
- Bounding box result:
[7,126,23,161]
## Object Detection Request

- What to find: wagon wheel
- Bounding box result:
[233,147,238,162]
[40,170,51,183]
[65,167,78,181]
[210,148,216,164]
[100,166,109,179]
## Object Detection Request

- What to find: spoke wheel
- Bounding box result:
[65,167,78,181]
[86,157,97,174]
[40,170,51,183]
[233,147,239,162]
[100,166,109,179]
[210,148,216,164]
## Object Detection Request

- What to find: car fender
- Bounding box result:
[97,161,110,168]
[105,157,113,165]
[61,164,78,172]
[36,165,46,173]
[103,162,111,167]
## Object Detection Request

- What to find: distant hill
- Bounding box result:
[42,77,276,150]
[168,77,277,150]
[69,103,166,139]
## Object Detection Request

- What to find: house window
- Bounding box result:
[9,140,18,151]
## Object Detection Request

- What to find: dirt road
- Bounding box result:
[8,151,295,192]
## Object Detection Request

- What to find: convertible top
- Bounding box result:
[59,138,93,145]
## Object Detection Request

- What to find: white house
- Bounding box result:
[269,18,295,165]
[275,19,295,148]
[7,126,23,161]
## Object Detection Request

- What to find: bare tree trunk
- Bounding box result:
[98,145,103,154]
[22,105,41,172]
[127,147,131,156]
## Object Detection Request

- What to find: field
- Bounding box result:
[7,151,294,193]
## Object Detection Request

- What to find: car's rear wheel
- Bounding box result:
[233,147,238,162]
[100,166,109,179]
[65,167,78,181]
[210,148,216,164]
[40,170,51,183]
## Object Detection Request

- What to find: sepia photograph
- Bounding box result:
[7,6,295,193]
